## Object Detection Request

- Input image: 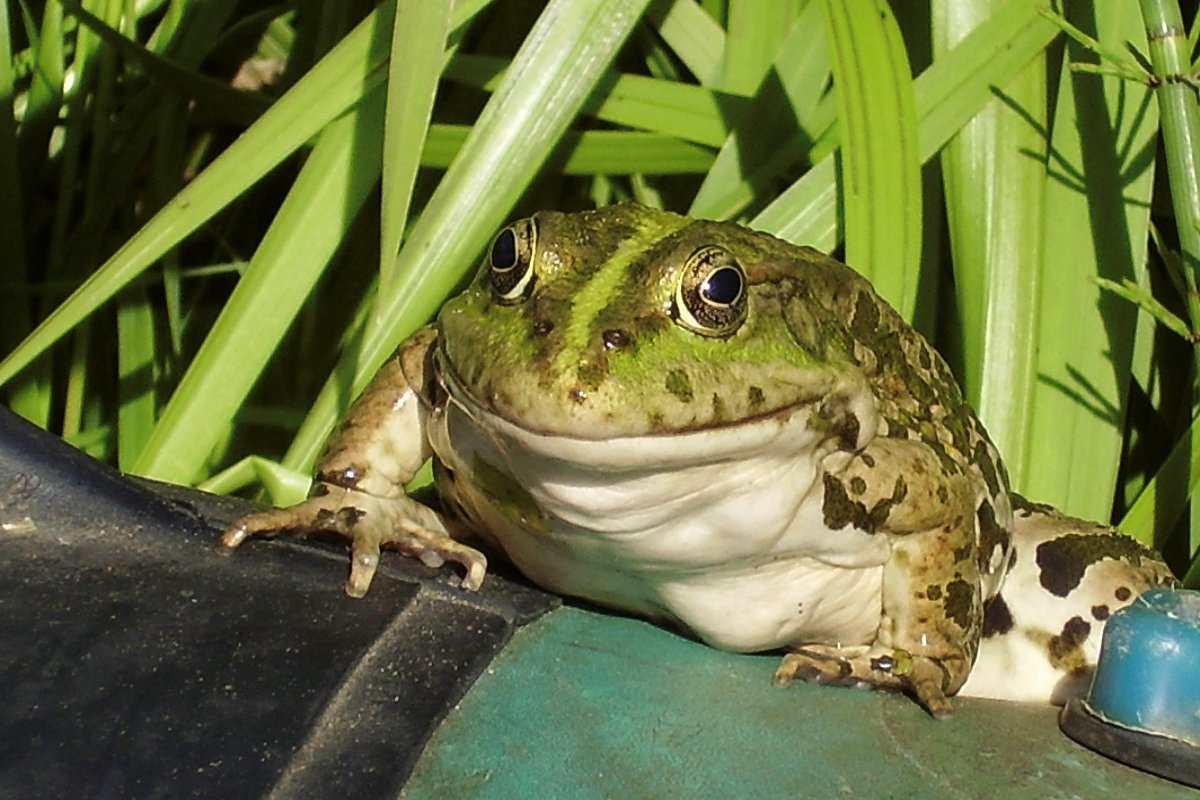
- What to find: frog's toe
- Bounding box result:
[773,646,868,688]
[910,673,954,719]
[218,507,310,552]
[387,524,488,592]
[347,537,382,598]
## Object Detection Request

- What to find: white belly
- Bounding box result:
[434,400,889,652]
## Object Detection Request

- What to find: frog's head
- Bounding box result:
[437,204,872,440]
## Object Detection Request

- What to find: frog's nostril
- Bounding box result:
[567,386,588,404]
[602,328,632,350]
[533,319,554,336]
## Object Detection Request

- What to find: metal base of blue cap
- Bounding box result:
[1060,697,1200,788]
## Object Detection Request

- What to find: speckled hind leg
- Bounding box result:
[775,438,986,718]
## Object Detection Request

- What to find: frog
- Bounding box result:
[219,204,1175,718]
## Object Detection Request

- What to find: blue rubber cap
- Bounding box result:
[1088,588,1200,745]
[1060,588,1200,788]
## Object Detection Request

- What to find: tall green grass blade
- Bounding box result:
[718,0,796,94]
[646,0,725,86]
[446,54,742,147]
[934,0,1047,489]
[18,1,65,179]
[283,0,652,472]
[116,287,157,471]
[0,4,395,389]
[65,3,271,124]
[1140,0,1200,369]
[754,0,1058,257]
[688,1,830,220]
[0,0,44,423]
[379,0,451,291]
[1121,414,1200,552]
[822,0,920,317]
[421,125,714,173]
[132,89,386,483]
[1021,5,1158,518]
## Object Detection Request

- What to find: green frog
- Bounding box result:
[220,205,1174,718]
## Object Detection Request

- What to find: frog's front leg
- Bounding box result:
[219,329,487,597]
[775,438,985,719]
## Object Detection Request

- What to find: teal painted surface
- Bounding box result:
[405,605,1193,799]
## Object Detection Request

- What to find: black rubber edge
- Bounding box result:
[0,405,558,798]
[1060,697,1200,789]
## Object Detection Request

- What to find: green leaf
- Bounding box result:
[646,0,725,86]
[821,0,920,317]
[380,0,452,291]
[1120,413,1200,552]
[933,0,1048,489]
[0,5,395,389]
[688,1,831,220]
[754,0,1059,258]
[1021,4,1158,519]
[131,89,386,483]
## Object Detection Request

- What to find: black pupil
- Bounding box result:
[491,230,518,271]
[701,266,742,305]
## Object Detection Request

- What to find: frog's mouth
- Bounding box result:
[434,347,877,469]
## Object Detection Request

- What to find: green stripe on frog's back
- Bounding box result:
[547,209,691,386]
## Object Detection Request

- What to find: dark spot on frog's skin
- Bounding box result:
[953,544,973,564]
[917,347,932,371]
[926,584,943,601]
[1047,616,1091,669]
[310,483,331,498]
[849,476,867,495]
[533,319,554,336]
[943,578,975,630]
[975,501,1009,572]
[821,475,906,533]
[318,465,364,490]
[1011,493,1056,517]
[1036,533,1161,597]
[850,291,881,340]
[665,369,694,403]
[981,594,1014,637]
[1091,604,1110,621]
[973,441,1002,496]
[712,393,726,420]
[860,452,876,468]
[936,485,949,504]
[314,506,366,531]
[822,475,861,531]
[833,412,861,451]
[1114,586,1131,602]
[747,385,765,410]
[602,328,631,349]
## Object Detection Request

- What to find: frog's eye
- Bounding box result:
[489,218,538,303]
[673,245,748,337]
